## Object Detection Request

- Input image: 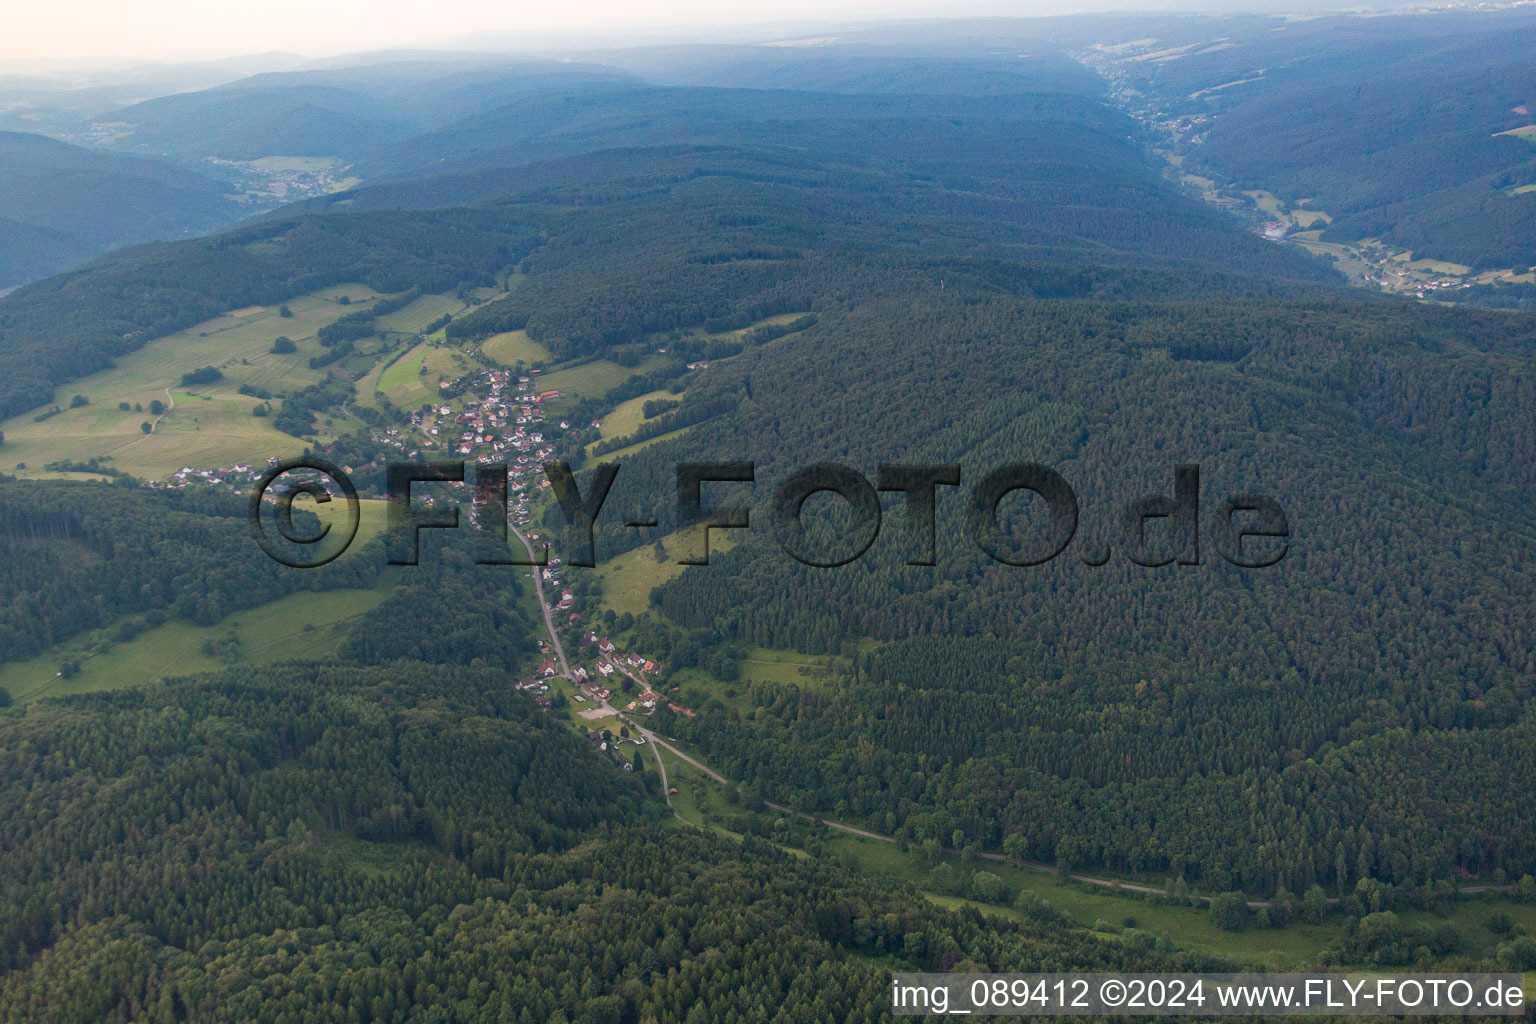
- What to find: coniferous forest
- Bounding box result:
[3,9,1536,1020]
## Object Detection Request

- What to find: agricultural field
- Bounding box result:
[0,585,390,705]
[482,329,553,367]
[538,354,675,404]
[361,340,475,411]
[0,284,382,480]
[373,291,465,336]
[590,389,673,445]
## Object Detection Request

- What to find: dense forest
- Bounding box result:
[0,131,238,288]
[562,280,1536,893]
[0,481,379,665]
[0,663,1214,1023]
[2,20,1535,1013]
[0,78,1339,422]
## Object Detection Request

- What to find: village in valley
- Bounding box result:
[6,277,794,780]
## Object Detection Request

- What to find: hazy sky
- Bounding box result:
[6,0,1227,62]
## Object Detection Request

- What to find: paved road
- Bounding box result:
[510,526,570,679]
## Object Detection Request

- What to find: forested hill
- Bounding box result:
[0,131,238,288]
[0,84,1336,421]
[0,663,1213,1022]
[536,241,1536,895]
[1093,10,1536,274]
[0,479,545,685]
[0,208,542,421]
[348,85,1125,182]
[80,59,639,165]
[0,481,378,666]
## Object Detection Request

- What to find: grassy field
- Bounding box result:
[373,292,464,336]
[312,496,395,550]
[1242,189,1285,216]
[828,832,1336,969]
[594,525,738,617]
[0,586,390,705]
[246,156,344,173]
[538,355,674,404]
[1292,238,1376,283]
[1494,125,1536,141]
[737,647,834,687]
[0,284,382,480]
[482,330,552,367]
[825,831,1533,975]
[658,745,750,841]
[593,389,673,443]
[355,340,472,413]
[1406,256,1473,276]
[591,424,697,461]
[376,345,432,394]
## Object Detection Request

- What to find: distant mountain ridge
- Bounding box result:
[0,130,237,287]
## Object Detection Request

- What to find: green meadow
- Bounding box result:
[482,330,553,367]
[0,284,382,480]
[593,524,737,617]
[593,389,673,443]
[538,355,675,404]
[589,424,697,461]
[373,292,464,336]
[0,586,390,705]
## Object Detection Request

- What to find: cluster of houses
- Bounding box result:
[437,370,560,471]
[167,462,261,489]
[151,346,712,732]
[370,425,421,461]
[516,676,554,709]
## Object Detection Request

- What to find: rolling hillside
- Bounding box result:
[0,130,237,286]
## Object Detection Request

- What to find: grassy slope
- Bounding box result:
[0,284,379,479]
[482,330,553,367]
[594,525,739,617]
[0,498,393,704]
[592,389,673,443]
[539,355,674,406]
[0,587,388,705]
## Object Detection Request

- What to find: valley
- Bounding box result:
[2,12,1536,1018]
